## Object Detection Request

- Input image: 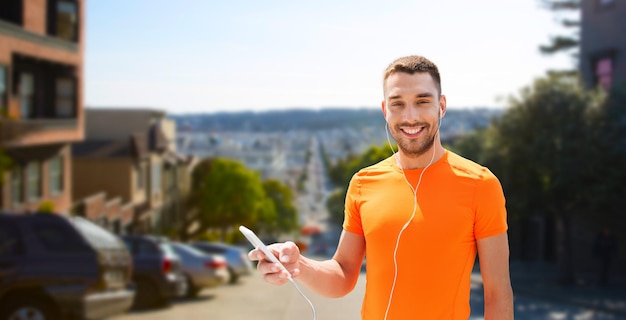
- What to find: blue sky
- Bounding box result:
[85,0,574,114]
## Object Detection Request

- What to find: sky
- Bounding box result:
[85,0,575,114]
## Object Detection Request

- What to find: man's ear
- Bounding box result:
[381,100,388,122]
[439,95,447,118]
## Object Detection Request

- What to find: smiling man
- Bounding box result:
[250,55,514,320]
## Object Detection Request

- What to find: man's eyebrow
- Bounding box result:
[416,93,435,98]
[388,93,434,100]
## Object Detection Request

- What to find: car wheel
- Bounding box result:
[0,298,58,320]
[228,267,239,284]
[183,274,200,298]
[133,278,167,309]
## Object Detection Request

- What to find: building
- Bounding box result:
[72,108,193,235]
[72,132,152,233]
[580,0,626,90]
[0,0,84,214]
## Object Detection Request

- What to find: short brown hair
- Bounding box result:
[383,55,442,96]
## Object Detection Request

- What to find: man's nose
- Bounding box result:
[404,105,420,122]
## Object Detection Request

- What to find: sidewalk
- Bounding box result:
[474,262,626,316]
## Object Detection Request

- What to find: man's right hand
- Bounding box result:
[248,241,302,285]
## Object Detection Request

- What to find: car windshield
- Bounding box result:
[69,216,122,249]
[159,242,179,256]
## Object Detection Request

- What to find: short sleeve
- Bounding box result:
[474,171,508,239]
[342,175,364,235]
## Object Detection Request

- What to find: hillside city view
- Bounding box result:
[1,0,626,320]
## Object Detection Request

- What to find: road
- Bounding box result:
[112,269,625,320]
[112,271,364,320]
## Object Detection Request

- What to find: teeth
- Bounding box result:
[403,127,423,134]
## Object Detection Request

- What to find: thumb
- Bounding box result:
[279,241,300,263]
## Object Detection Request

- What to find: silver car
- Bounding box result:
[169,242,229,297]
[191,241,253,284]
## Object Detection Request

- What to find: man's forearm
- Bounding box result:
[484,286,514,320]
[296,255,359,298]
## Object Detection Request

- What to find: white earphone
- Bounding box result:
[383,107,442,320]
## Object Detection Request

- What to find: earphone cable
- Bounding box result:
[382,118,441,320]
[289,278,317,320]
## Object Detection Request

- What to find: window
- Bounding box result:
[0,220,21,256]
[0,66,7,115]
[151,163,161,195]
[27,162,42,200]
[595,56,614,90]
[70,216,121,250]
[55,78,75,117]
[33,221,89,252]
[136,162,146,190]
[49,157,64,195]
[0,1,23,26]
[11,166,23,205]
[137,240,160,255]
[56,0,78,42]
[19,73,34,119]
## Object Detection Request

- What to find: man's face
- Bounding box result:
[382,72,445,158]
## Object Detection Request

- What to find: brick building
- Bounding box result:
[0,0,84,214]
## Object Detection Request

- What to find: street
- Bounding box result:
[112,271,364,320]
[112,270,626,320]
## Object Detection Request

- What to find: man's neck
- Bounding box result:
[396,144,446,170]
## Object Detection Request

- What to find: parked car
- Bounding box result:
[191,241,253,284]
[169,242,229,297]
[121,235,187,309]
[0,212,134,320]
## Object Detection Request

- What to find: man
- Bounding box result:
[249,55,514,319]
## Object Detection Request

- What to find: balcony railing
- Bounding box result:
[0,19,78,53]
[0,117,78,145]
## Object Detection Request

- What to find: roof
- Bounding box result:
[72,134,149,159]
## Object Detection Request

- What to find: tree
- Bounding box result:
[539,0,581,63]
[187,158,268,241]
[583,83,626,227]
[463,74,604,283]
[325,145,392,227]
[326,188,347,226]
[262,179,299,235]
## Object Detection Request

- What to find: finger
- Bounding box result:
[256,260,284,275]
[263,272,290,286]
[248,249,262,261]
[278,241,299,263]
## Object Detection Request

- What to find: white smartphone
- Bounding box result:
[239,226,291,277]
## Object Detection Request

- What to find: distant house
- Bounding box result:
[72,108,194,235]
[580,0,626,90]
[0,0,84,214]
[72,133,152,233]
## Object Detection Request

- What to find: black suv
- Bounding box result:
[121,235,186,309]
[0,212,134,320]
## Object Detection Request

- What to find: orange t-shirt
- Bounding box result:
[343,151,507,320]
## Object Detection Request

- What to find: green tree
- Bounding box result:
[583,83,626,227]
[187,158,268,241]
[325,145,392,226]
[326,188,347,226]
[464,74,604,283]
[539,0,580,64]
[262,179,299,235]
